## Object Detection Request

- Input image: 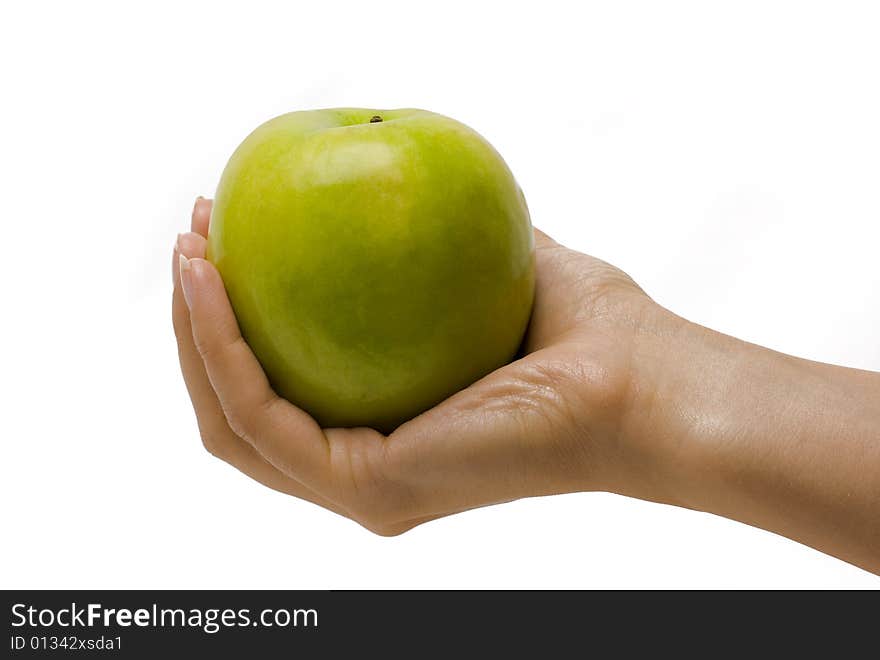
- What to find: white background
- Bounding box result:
[1,1,878,588]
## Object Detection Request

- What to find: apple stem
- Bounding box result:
[369,115,383,123]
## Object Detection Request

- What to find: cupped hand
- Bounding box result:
[173,197,657,534]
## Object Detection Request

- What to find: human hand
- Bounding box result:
[172,197,660,534]
[174,197,880,574]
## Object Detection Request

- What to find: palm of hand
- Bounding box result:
[174,200,651,534]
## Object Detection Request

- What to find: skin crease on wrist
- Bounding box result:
[173,197,880,575]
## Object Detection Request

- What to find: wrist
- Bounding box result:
[608,304,748,509]
[612,306,880,572]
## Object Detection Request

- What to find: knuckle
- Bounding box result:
[193,332,249,372]
[198,427,226,460]
[192,333,218,361]
[378,439,412,490]
[332,441,412,517]
[221,397,276,448]
[192,326,238,363]
[223,407,255,443]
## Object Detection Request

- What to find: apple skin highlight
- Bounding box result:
[207,108,535,433]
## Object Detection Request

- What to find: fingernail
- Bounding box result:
[179,254,194,308]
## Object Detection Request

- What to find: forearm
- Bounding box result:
[618,306,880,573]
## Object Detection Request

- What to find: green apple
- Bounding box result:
[207,108,535,433]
